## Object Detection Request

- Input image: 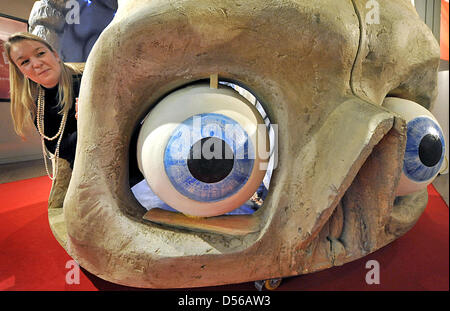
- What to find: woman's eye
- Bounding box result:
[134,82,274,217]
[37,51,45,56]
[20,59,29,66]
[383,97,446,196]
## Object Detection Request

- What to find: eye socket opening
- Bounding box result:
[128,78,276,234]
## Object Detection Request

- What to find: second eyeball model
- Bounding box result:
[382,97,446,196]
[137,83,270,217]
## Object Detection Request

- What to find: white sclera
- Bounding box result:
[383,97,446,196]
[136,84,269,217]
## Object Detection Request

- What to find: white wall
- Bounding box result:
[0,0,35,20]
[0,103,42,164]
[431,70,450,174]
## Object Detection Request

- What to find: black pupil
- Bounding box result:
[187,137,234,183]
[419,134,442,167]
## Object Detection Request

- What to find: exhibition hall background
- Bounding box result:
[0,0,448,291]
[0,1,448,170]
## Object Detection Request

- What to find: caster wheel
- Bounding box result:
[254,278,282,291]
[264,278,282,290]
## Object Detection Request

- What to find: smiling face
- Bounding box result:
[9,39,61,88]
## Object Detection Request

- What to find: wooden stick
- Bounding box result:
[210,73,219,89]
[143,208,260,236]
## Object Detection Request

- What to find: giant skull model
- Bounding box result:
[38,0,445,288]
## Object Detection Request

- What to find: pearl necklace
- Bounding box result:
[37,86,68,181]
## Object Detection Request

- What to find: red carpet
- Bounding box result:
[0,176,448,291]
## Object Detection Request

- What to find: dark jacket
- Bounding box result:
[34,75,81,169]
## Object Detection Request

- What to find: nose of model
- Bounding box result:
[31,58,43,69]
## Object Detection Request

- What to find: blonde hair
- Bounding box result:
[3,32,84,138]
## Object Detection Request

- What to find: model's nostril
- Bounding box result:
[187,137,234,183]
[419,134,443,167]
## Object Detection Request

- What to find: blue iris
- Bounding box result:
[403,117,445,182]
[164,113,254,202]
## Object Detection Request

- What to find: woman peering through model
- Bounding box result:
[4,32,82,181]
[4,32,144,187]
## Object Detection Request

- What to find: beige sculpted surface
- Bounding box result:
[40,0,442,288]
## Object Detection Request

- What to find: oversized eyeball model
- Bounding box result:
[137,84,270,217]
[383,97,446,196]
